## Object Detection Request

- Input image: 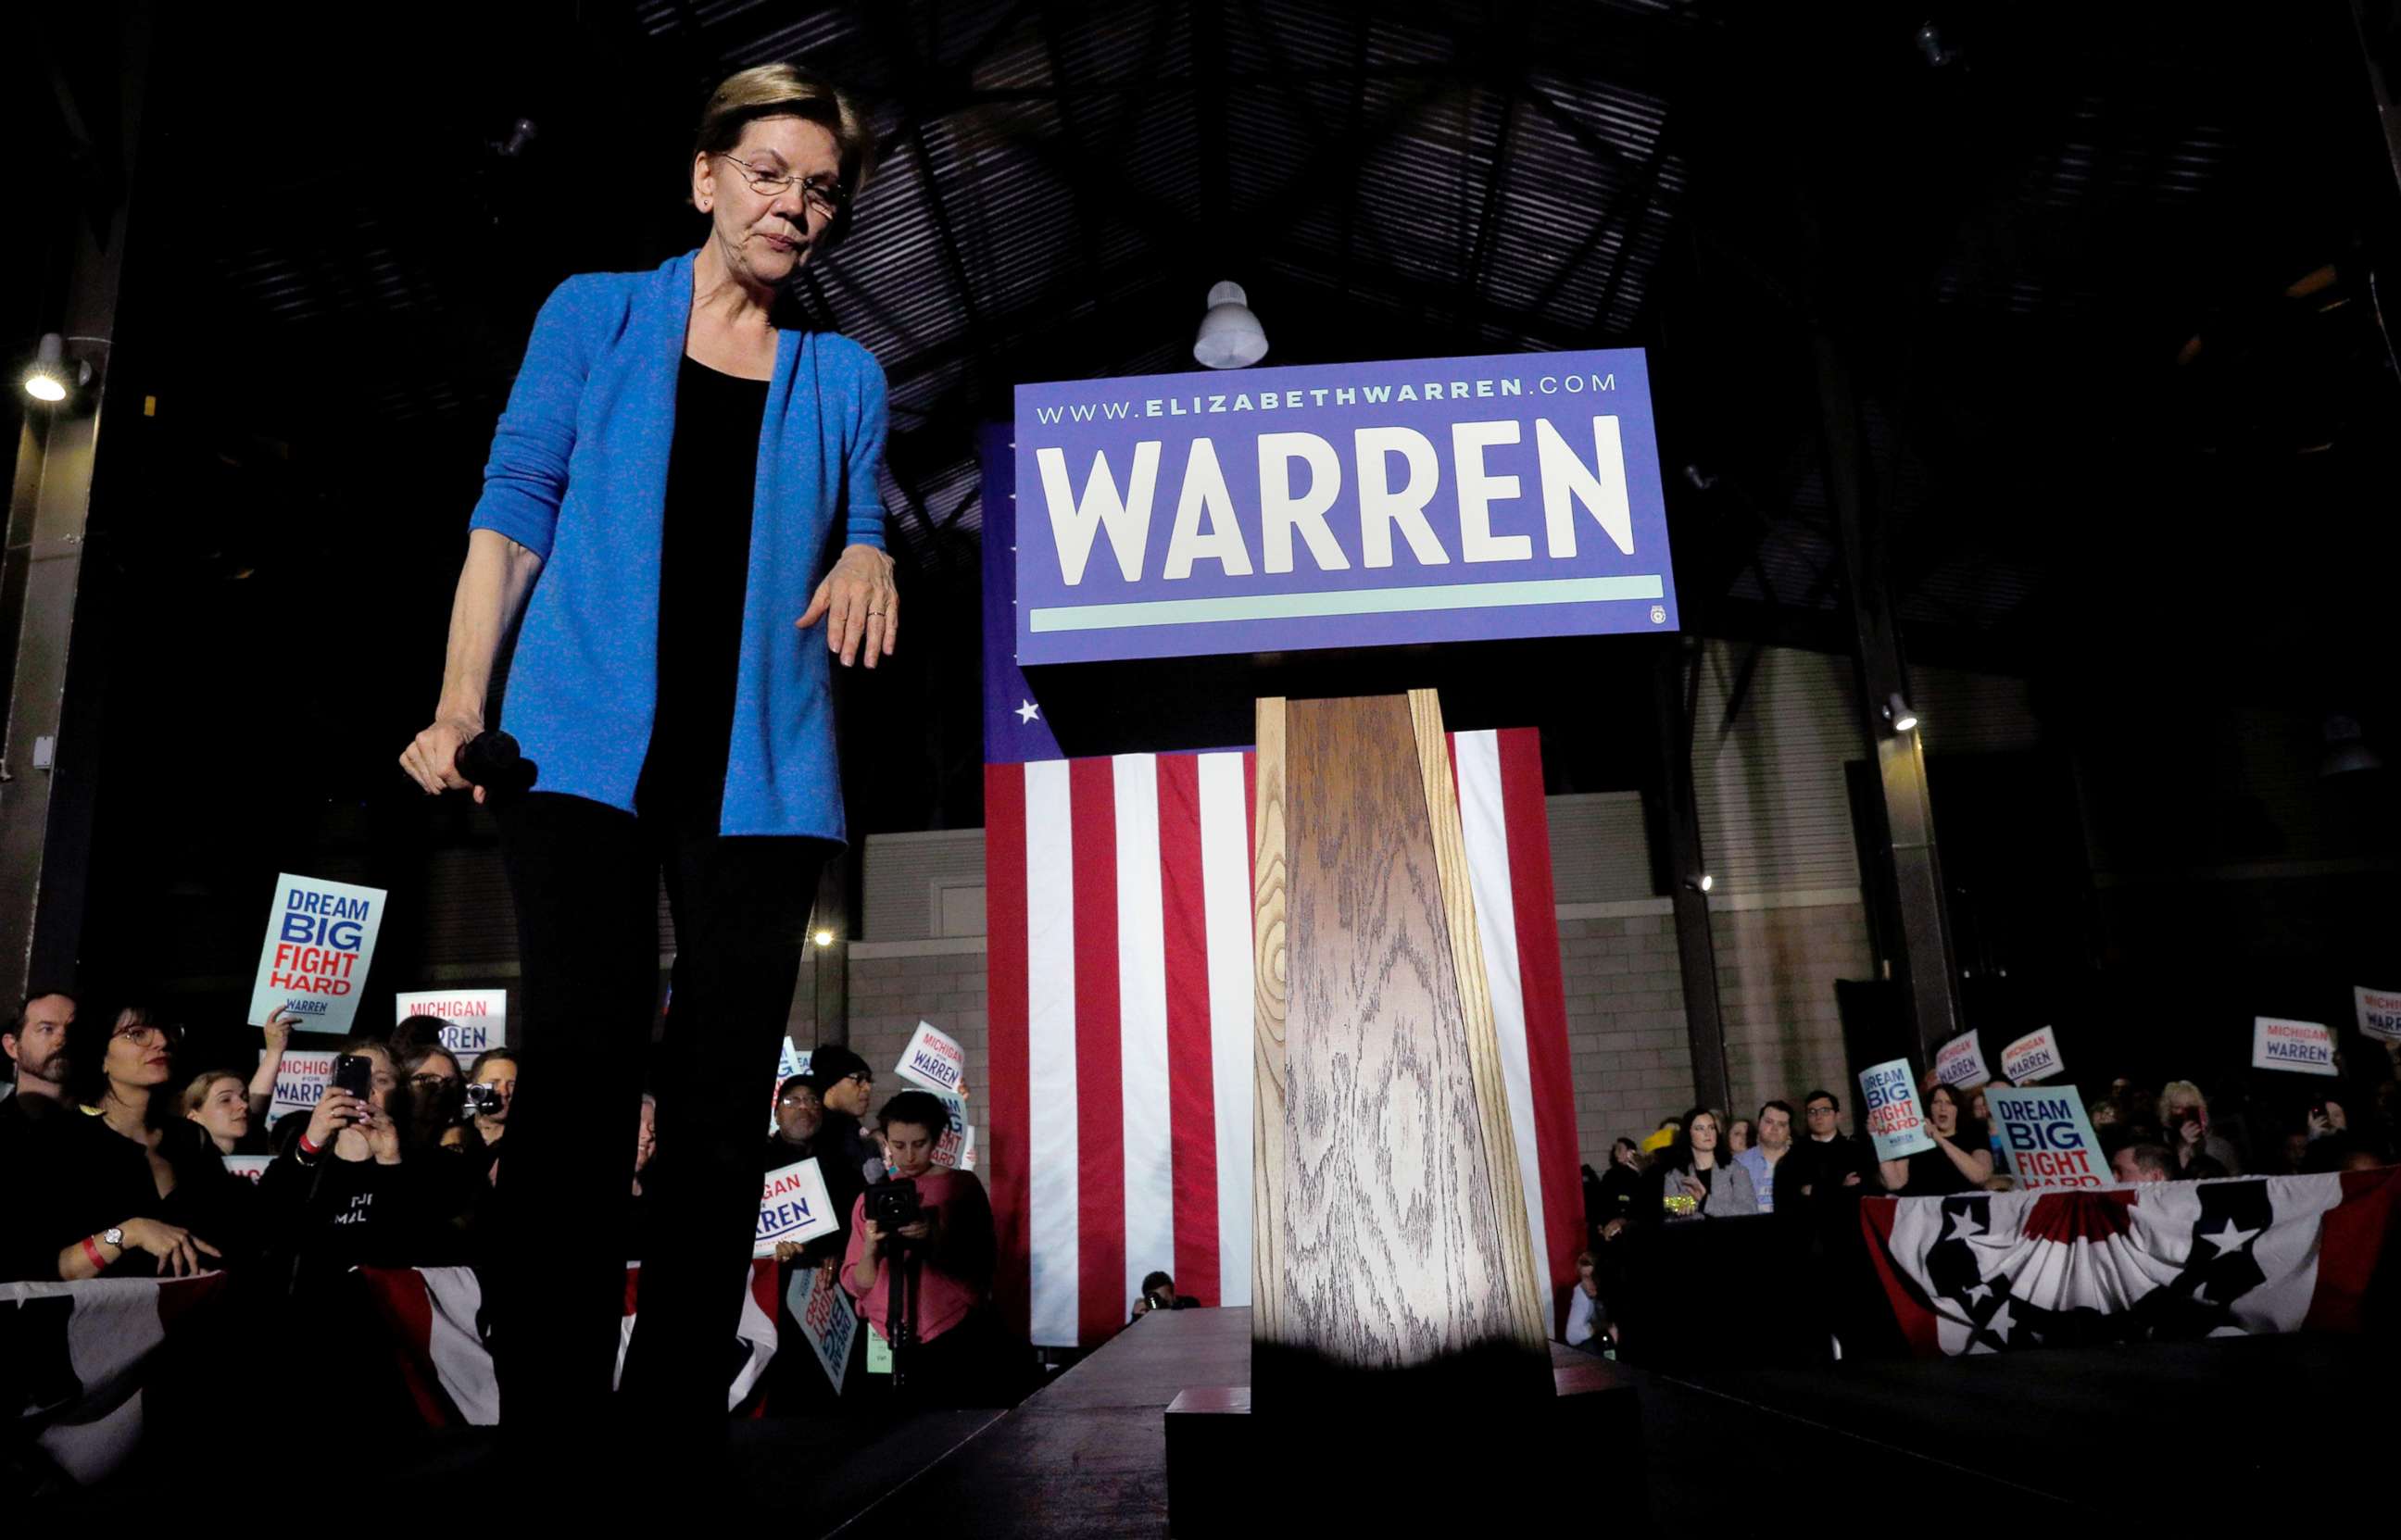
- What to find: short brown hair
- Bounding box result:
[692,64,876,208]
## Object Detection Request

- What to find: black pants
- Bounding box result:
[491,789,825,1446]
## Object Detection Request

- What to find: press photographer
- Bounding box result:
[841,1088,997,1402]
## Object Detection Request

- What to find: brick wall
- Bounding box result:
[1563,896,1870,1171]
[818,942,990,1159]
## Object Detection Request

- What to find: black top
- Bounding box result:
[638,356,769,830]
[1896,1121,1991,1196]
[5,1108,253,1280]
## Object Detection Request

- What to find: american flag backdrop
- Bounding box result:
[982,728,1583,1349]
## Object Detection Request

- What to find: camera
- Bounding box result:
[460,1082,504,1119]
[333,1054,375,1099]
[867,1179,928,1233]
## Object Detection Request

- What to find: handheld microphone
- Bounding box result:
[454,731,537,804]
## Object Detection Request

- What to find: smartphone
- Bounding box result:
[333,1054,375,1098]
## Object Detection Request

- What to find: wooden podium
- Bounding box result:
[1163,690,1641,1532]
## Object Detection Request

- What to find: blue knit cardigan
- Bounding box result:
[469,249,888,841]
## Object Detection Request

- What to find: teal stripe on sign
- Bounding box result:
[1028,575,1666,632]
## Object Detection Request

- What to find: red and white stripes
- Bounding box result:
[987,728,1579,1348]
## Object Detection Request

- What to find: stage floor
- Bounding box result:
[733,1308,2389,1531]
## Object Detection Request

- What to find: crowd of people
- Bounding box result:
[1568,1046,2401,1355]
[0,990,1007,1419]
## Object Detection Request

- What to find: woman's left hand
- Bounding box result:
[798,544,898,669]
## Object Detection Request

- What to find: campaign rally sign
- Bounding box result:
[1014,348,1677,664]
[784,1260,861,1392]
[266,1038,344,1127]
[2357,986,2401,1045]
[1986,1084,2105,1191]
[896,1020,968,1095]
[1858,1058,1936,1161]
[2253,1017,2338,1076]
[1999,1027,2064,1084]
[394,990,507,1067]
[246,873,386,1037]
[755,1158,840,1258]
[930,1088,978,1172]
[221,1155,274,1184]
[1932,1030,1991,1088]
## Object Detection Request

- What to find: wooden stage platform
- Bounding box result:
[709,1305,2389,1533]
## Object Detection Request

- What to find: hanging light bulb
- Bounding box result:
[1193,282,1268,369]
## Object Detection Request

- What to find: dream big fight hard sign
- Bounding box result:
[1014,349,1677,663]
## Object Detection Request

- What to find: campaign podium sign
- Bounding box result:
[895,1020,968,1095]
[1859,1058,1935,1161]
[756,1158,840,1257]
[1014,349,1677,664]
[1999,1027,2064,1085]
[1987,1085,2105,1191]
[247,873,386,1037]
[266,1040,344,1127]
[394,990,507,1068]
[1932,1031,1991,1088]
[2253,1017,2337,1076]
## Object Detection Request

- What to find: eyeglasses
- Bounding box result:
[410,1072,458,1088]
[112,1021,182,1045]
[1806,1105,1837,1116]
[713,154,849,219]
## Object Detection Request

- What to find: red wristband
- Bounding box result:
[298,1132,322,1156]
[81,1235,108,1271]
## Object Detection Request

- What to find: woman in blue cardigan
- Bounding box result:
[397,63,894,1452]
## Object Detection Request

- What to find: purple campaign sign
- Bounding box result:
[1012,348,1677,665]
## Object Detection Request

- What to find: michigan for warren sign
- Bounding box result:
[1012,349,1676,664]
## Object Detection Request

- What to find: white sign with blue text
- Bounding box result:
[1986,1085,2105,1191]
[755,1158,839,1258]
[1858,1058,1935,1161]
[247,873,386,1037]
[395,990,508,1069]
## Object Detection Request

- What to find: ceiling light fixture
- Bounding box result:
[22,333,90,404]
[812,928,836,947]
[1193,281,1268,369]
[1885,693,1919,734]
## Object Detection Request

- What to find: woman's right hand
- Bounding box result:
[304,1088,365,1148]
[119,1219,221,1277]
[861,1217,886,1248]
[260,1005,301,1053]
[399,714,482,800]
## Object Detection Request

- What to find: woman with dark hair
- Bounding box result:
[401,1044,468,1152]
[1591,1136,1646,1242]
[1879,1082,1994,1196]
[395,59,894,1444]
[843,1088,999,1403]
[30,1006,244,1279]
[1650,1107,1757,1221]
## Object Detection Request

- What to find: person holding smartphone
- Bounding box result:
[258,1038,446,1293]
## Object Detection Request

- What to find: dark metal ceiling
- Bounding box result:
[19,0,2401,845]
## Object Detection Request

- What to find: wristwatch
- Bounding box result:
[102,1226,125,1250]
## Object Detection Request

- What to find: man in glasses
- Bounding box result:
[1788,1088,1874,1205]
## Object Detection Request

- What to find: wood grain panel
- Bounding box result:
[1253,692,1546,1380]
[1409,688,1550,1354]
[1250,696,1290,1348]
